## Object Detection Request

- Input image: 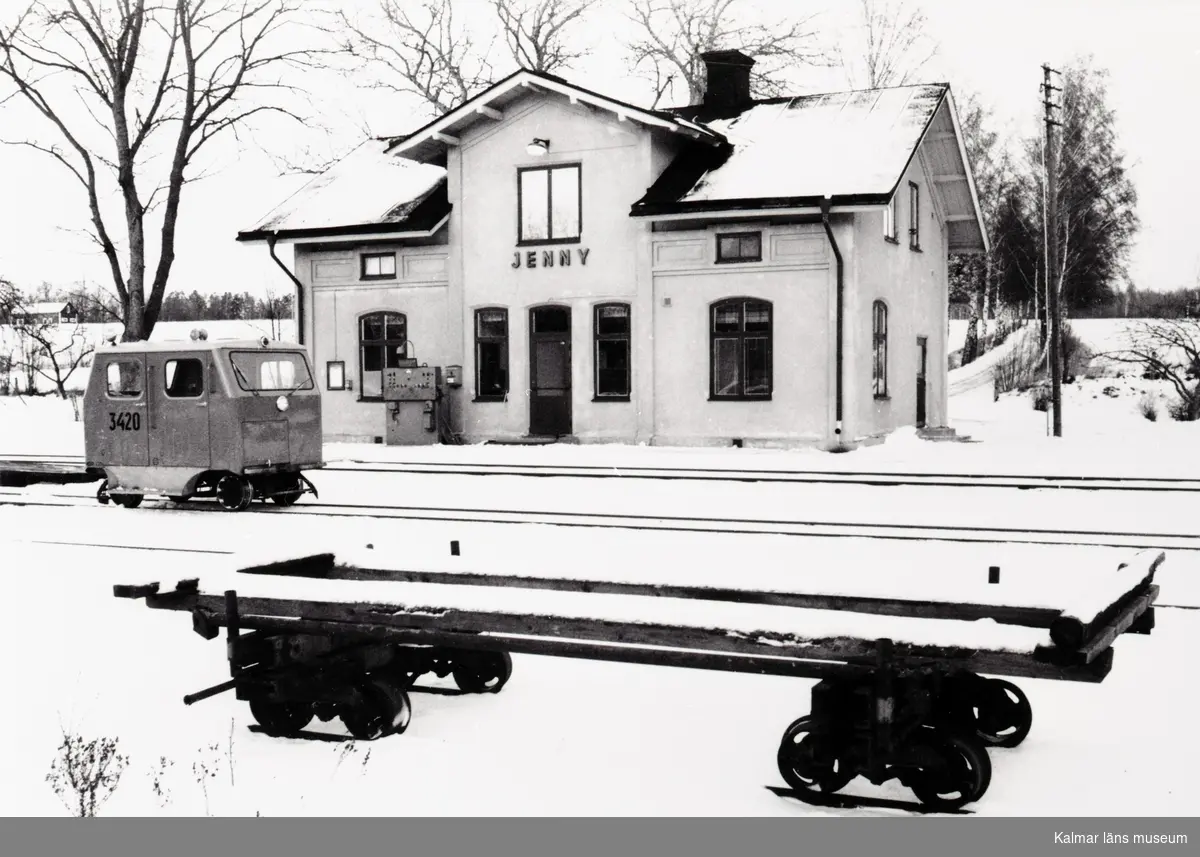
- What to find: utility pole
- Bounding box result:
[1042,63,1063,437]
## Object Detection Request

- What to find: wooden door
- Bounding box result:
[529,306,572,437]
[916,336,928,428]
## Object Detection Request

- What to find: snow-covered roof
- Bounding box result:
[13,301,73,315]
[631,83,988,253]
[237,139,449,243]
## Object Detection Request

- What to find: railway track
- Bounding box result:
[4,487,1200,553]
[6,452,1200,492]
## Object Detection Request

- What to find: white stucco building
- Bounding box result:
[237,51,987,450]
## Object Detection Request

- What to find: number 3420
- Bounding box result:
[109,411,142,431]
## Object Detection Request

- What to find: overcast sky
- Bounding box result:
[0,0,1196,301]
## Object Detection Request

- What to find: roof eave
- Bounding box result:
[941,89,991,255]
[236,211,451,246]
[386,69,725,162]
[630,193,891,219]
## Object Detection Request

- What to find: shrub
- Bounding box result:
[992,331,1043,395]
[45,731,128,817]
[1137,393,1158,421]
[1031,384,1051,412]
[1167,396,1199,421]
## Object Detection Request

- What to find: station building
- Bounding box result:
[237,51,987,449]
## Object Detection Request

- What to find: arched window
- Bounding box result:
[710,298,772,400]
[359,311,407,399]
[872,300,888,398]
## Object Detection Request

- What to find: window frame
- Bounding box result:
[517,163,583,246]
[357,311,408,401]
[714,231,763,264]
[105,359,144,400]
[474,307,510,402]
[872,300,889,399]
[361,252,397,281]
[326,360,347,391]
[163,357,205,399]
[593,302,631,401]
[884,193,900,243]
[228,351,316,393]
[908,182,921,251]
[708,298,773,401]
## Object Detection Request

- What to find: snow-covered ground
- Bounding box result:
[1,317,1199,816]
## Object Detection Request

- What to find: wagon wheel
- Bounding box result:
[249,698,314,736]
[451,651,513,694]
[776,715,856,796]
[908,732,992,811]
[271,476,304,507]
[215,474,254,512]
[114,493,143,509]
[972,679,1032,748]
[340,679,412,740]
[96,480,111,505]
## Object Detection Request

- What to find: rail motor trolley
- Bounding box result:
[84,335,323,511]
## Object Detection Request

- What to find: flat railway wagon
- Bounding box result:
[84,335,323,511]
[113,546,1164,812]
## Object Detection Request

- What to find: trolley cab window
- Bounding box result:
[164,358,205,398]
[229,351,315,392]
[105,360,143,399]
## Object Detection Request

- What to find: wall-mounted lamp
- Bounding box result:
[525,137,550,156]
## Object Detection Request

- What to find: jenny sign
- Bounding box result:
[512,247,591,269]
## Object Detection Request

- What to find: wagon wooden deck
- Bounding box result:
[113,546,1163,811]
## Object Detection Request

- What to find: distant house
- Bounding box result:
[238,50,987,449]
[11,301,79,326]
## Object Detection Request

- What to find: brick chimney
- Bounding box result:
[700,49,756,110]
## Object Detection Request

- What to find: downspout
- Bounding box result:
[267,234,305,346]
[820,196,845,449]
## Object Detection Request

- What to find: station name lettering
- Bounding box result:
[512,248,590,269]
[1054,832,1187,845]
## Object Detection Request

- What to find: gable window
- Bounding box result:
[359,311,407,399]
[884,194,899,243]
[872,300,889,398]
[362,253,397,280]
[908,182,921,251]
[594,303,631,399]
[475,308,509,401]
[518,164,581,244]
[710,298,772,400]
[715,231,762,263]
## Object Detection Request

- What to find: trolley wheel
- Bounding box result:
[340,679,412,740]
[96,481,111,505]
[114,493,143,509]
[271,476,303,507]
[216,474,254,512]
[908,732,992,811]
[776,715,856,795]
[973,679,1032,748]
[451,651,513,694]
[249,699,314,736]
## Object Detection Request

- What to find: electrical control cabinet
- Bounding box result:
[383,366,441,402]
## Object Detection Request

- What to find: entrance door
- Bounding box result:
[529,306,572,437]
[916,336,928,428]
[148,352,211,468]
[96,354,149,466]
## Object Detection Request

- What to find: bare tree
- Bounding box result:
[14,317,95,397]
[838,0,937,89]
[493,0,592,73]
[624,0,831,107]
[338,0,595,120]
[0,276,17,321]
[0,1,335,343]
[1099,319,1200,420]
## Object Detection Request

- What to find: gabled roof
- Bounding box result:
[13,301,73,315]
[384,68,726,163]
[236,139,450,244]
[632,83,988,254]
